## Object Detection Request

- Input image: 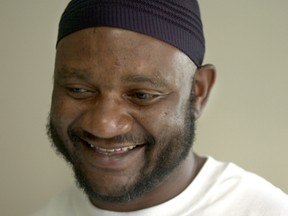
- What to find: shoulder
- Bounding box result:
[203,157,288,214]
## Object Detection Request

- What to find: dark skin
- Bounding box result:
[51,27,215,211]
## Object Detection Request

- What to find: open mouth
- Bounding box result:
[82,140,145,155]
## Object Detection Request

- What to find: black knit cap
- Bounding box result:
[57,0,205,67]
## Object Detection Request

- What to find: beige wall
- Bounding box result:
[0,1,287,216]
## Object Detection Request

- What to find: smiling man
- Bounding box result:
[33,0,288,215]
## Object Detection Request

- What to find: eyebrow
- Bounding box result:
[55,66,91,81]
[56,66,170,88]
[121,74,169,88]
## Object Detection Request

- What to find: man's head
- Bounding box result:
[47,0,215,211]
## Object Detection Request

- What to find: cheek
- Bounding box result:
[136,95,186,139]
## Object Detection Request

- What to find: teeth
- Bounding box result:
[121,147,129,151]
[91,145,137,153]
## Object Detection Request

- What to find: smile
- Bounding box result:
[89,143,137,153]
[81,139,146,156]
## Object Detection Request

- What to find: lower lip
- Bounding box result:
[79,142,146,171]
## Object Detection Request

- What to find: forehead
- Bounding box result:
[55,27,196,83]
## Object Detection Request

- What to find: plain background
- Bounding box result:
[0,1,287,216]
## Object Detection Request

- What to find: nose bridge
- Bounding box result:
[80,95,133,138]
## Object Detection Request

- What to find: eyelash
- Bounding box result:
[66,87,95,99]
[133,92,156,100]
[68,88,88,93]
[126,91,162,106]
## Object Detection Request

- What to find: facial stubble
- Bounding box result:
[47,92,196,203]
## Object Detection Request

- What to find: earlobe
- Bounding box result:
[193,64,216,119]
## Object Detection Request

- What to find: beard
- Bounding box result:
[47,93,196,203]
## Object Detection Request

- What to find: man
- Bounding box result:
[33,0,288,215]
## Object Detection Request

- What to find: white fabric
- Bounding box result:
[32,157,288,216]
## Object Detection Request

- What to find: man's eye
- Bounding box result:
[127,91,162,106]
[68,88,88,93]
[66,87,95,99]
[134,92,154,100]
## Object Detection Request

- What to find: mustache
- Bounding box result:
[67,127,155,146]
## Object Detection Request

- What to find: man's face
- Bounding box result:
[48,27,197,204]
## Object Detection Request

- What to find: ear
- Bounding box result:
[193,64,216,119]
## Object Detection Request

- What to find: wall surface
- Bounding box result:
[0,1,287,216]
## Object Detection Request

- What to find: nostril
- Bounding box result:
[79,105,134,139]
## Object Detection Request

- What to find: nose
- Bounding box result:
[78,96,133,139]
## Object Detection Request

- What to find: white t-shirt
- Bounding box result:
[32,157,288,216]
